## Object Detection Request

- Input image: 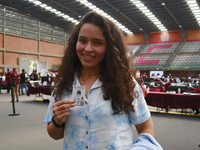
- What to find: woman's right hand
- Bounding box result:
[52,100,75,125]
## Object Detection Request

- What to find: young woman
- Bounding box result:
[44,11,162,150]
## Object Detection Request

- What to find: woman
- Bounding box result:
[136,78,148,98]
[44,11,162,150]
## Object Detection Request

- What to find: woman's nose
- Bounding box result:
[84,42,93,51]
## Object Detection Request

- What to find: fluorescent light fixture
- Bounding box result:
[44,6,52,10]
[49,9,57,12]
[28,0,79,25]
[57,13,65,16]
[131,0,167,31]
[63,15,70,19]
[33,1,41,5]
[54,11,61,14]
[186,0,200,25]
[40,4,47,8]
[77,0,133,34]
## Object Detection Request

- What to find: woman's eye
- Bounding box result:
[79,39,86,43]
[95,41,102,45]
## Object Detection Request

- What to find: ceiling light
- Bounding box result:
[140,28,142,31]
[57,13,65,16]
[63,15,70,19]
[161,2,165,6]
[33,1,41,5]
[179,25,182,28]
[49,9,56,12]
[131,0,167,31]
[44,6,52,10]
[186,0,200,25]
[28,0,79,25]
[77,0,133,34]
[40,4,47,8]
[78,15,82,18]
[55,11,61,14]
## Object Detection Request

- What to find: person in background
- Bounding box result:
[156,73,161,78]
[5,68,11,93]
[164,78,174,91]
[20,69,28,95]
[45,72,50,77]
[30,70,38,81]
[192,83,200,114]
[44,11,162,150]
[11,68,20,102]
[150,73,155,78]
[38,71,41,80]
[141,72,147,78]
[136,78,148,98]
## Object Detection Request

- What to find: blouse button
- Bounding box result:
[86,116,88,119]
[86,131,88,134]
[86,146,88,149]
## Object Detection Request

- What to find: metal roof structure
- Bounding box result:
[1,0,200,34]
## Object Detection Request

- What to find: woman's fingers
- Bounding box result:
[52,100,75,124]
[54,108,70,116]
[53,100,75,109]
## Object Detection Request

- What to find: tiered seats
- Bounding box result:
[181,41,200,52]
[170,54,200,68]
[134,55,169,66]
[141,42,179,53]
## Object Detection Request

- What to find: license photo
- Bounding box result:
[72,85,85,106]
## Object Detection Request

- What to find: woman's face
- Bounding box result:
[76,23,107,70]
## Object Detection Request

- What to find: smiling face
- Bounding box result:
[76,23,107,71]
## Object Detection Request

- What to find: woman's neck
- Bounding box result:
[81,67,101,76]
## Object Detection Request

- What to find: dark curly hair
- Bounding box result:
[53,11,137,114]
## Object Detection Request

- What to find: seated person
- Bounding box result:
[188,79,195,89]
[164,78,174,91]
[141,72,147,78]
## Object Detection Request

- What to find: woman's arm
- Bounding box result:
[135,117,155,137]
[47,100,75,140]
[47,122,64,140]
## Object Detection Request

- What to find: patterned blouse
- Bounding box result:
[44,75,151,150]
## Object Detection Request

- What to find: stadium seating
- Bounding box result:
[141,42,179,53]
[181,41,200,52]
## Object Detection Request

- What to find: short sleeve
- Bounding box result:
[44,92,55,123]
[129,80,151,125]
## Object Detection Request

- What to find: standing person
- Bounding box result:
[192,83,200,114]
[11,68,20,102]
[136,78,148,98]
[5,69,11,93]
[30,70,38,81]
[20,69,28,95]
[44,12,162,150]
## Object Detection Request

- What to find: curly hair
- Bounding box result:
[53,11,137,114]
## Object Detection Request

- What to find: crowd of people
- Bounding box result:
[0,68,57,102]
[140,72,200,114]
